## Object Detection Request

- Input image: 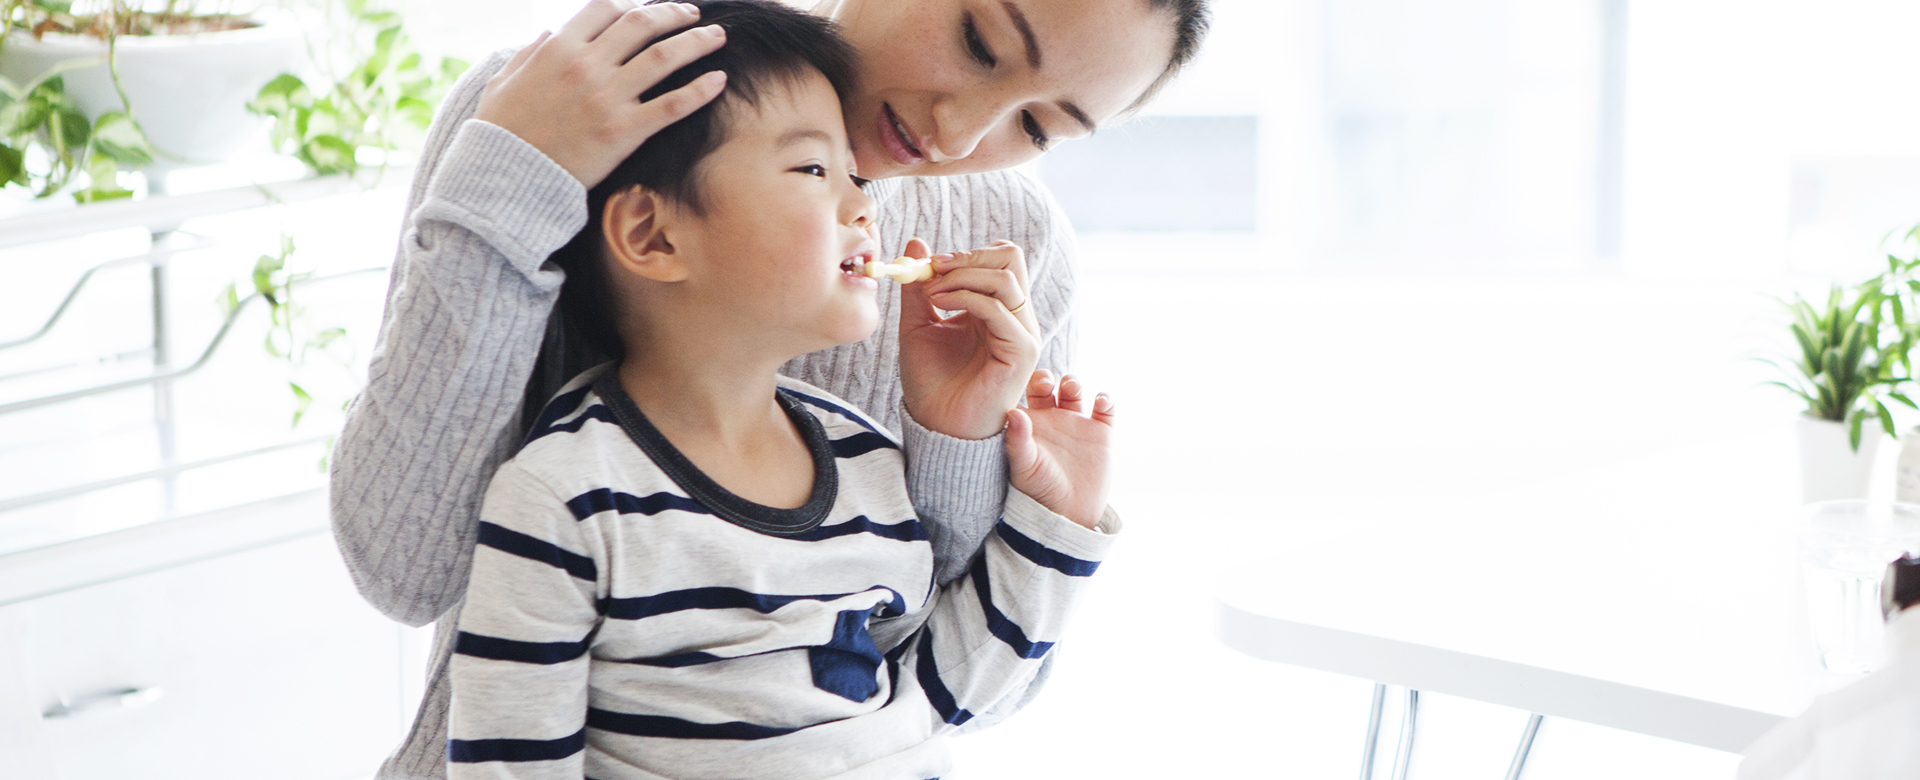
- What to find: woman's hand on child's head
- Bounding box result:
[898,238,1041,440]
[1006,371,1115,531]
[477,0,729,189]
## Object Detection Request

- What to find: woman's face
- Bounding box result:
[825,0,1177,179]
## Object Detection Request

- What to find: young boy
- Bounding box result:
[445,3,1119,778]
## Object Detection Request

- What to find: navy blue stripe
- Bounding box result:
[968,554,1053,659]
[455,631,590,665]
[600,586,907,621]
[784,390,881,434]
[829,431,899,459]
[448,729,585,762]
[566,488,710,521]
[914,630,973,726]
[526,399,614,447]
[587,707,806,740]
[788,515,927,543]
[476,521,597,581]
[994,521,1100,577]
[625,650,726,667]
[524,384,594,441]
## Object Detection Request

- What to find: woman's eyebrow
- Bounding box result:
[1001,1,1041,68]
[1000,1,1096,134]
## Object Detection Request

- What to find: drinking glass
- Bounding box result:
[1798,500,1920,673]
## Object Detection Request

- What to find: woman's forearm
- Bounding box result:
[329,51,587,626]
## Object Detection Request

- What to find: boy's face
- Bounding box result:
[668,70,882,354]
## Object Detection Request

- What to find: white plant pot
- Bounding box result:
[0,14,303,174]
[1798,414,1883,503]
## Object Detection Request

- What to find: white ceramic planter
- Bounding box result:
[1797,414,1883,503]
[0,14,303,175]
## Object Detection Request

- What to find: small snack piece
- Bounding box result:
[861,256,934,283]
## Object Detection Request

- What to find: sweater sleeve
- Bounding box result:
[329,47,589,627]
[905,169,1081,588]
[908,488,1117,733]
[446,462,603,780]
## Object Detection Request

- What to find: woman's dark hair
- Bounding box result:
[548,0,857,361]
[1130,0,1211,112]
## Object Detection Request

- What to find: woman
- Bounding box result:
[331,0,1207,776]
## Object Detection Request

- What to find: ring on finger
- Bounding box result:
[1007,297,1029,316]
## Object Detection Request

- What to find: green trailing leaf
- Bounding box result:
[302,134,358,175]
[0,142,23,186]
[88,111,153,168]
[1850,409,1866,451]
[1877,398,1899,438]
[290,381,313,427]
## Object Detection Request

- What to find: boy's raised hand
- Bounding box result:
[1007,371,1115,531]
[476,0,729,189]
[898,238,1042,441]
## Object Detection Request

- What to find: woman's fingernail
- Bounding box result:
[704,24,725,36]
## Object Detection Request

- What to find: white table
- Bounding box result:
[1063,268,1859,778]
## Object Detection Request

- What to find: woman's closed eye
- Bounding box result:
[962,12,996,68]
[1021,111,1050,151]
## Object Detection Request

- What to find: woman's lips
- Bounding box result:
[878,104,926,166]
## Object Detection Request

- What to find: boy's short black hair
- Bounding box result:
[549,0,858,360]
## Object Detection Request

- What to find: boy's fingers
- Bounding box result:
[1028,370,1058,410]
[1091,393,1117,426]
[1055,375,1088,414]
[1005,408,1035,470]
[626,70,726,141]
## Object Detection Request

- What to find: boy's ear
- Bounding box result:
[602,185,690,283]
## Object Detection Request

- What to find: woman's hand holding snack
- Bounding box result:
[898,238,1041,440]
[476,0,729,189]
[1007,371,1115,530]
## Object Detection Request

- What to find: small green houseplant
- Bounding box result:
[0,0,159,201]
[248,0,466,176]
[1766,260,1920,451]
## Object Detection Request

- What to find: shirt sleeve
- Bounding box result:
[446,461,603,780]
[906,488,1119,733]
[328,47,589,627]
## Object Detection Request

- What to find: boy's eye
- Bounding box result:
[851,175,872,189]
[962,13,996,68]
[1020,111,1050,151]
[793,164,828,177]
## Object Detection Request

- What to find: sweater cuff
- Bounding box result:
[901,406,1009,527]
[424,119,587,277]
[1002,488,1120,562]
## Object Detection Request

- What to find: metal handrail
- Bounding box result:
[0,266,388,417]
[0,234,219,351]
[0,435,332,514]
[0,165,412,250]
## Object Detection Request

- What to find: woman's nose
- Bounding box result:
[926,94,1007,164]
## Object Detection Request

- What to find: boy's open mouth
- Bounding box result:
[840,247,878,276]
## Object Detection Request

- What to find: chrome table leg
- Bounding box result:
[1503,713,1545,780]
[1389,689,1419,780]
[1359,683,1387,780]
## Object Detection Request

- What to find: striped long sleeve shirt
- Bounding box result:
[447,368,1118,780]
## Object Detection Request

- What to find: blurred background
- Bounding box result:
[3,0,1918,777]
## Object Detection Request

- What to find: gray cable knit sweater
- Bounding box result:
[329,50,1080,779]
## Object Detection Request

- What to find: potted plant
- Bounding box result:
[1766,250,1920,502]
[247,0,466,177]
[0,0,302,197]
